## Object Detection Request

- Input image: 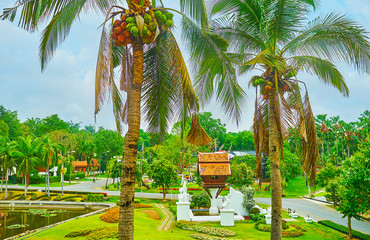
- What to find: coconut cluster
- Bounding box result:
[111,10,174,46]
[252,77,291,100]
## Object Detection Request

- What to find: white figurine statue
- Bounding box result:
[178,177,189,203]
[222,193,232,210]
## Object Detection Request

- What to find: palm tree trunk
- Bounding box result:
[269,93,282,240]
[118,39,144,240]
[1,162,4,193]
[348,215,352,239]
[45,168,47,193]
[5,170,8,199]
[24,175,27,196]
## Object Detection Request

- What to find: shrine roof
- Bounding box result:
[198,152,229,163]
[198,163,231,176]
[72,161,87,167]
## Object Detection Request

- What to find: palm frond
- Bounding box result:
[95,19,113,118]
[253,92,265,180]
[39,0,87,70]
[186,114,211,146]
[142,31,197,141]
[180,0,209,29]
[283,12,370,73]
[302,92,319,187]
[182,16,246,124]
[289,56,349,96]
[265,0,313,49]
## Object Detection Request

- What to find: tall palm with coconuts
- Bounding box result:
[184,0,370,239]
[1,0,222,239]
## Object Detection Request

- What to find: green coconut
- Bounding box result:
[165,20,173,28]
[160,15,167,22]
[144,14,152,24]
[126,17,135,24]
[142,26,148,36]
[130,26,139,35]
[166,12,174,20]
[148,22,156,31]
[154,11,162,19]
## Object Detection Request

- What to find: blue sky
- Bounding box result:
[0,0,369,133]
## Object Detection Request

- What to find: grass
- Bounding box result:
[313,191,326,197]
[22,202,349,240]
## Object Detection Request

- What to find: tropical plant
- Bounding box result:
[40,135,64,196]
[12,136,42,196]
[0,136,17,198]
[186,1,370,239]
[148,159,177,200]
[1,1,201,239]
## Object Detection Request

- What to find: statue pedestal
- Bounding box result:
[176,202,190,221]
[220,209,235,226]
[209,188,219,215]
[265,213,272,224]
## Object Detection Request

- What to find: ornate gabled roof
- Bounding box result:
[198,152,229,163]
[198,152,231,176]
[72,161,87,168]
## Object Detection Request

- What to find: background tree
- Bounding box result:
[12,136,41,196]
[316,163,341,187]
[325,179,342,207]
[227,162,253,188]
[0,105,23,140]
[148,159,177,200]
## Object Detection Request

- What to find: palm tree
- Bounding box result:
[13,136,42,196]
[59,155,71,196]
[40,135,64,196]
[184,1,369,239]
[2,141,17,199]
[2,1,203,239]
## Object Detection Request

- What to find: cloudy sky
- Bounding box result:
[0,0,369,134]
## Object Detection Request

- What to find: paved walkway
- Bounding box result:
[153,203,175,231]
[256,197,370,234]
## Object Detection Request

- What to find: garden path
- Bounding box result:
[153,203,175,231]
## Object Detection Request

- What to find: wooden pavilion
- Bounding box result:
[197,152,231,198]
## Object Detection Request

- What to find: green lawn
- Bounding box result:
[23,202,348,240]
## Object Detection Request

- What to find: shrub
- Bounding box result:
[134,199,141,203]
[282,220,289,230]
[189,234,229,240]
[65,229,92,237]
[249,213,264,222]
[256,223,271,232]
[240,186,256,213]
[175,220,196,229]
[134,203,152,208]
[176,222,236,238]
[85,227,118,240]
[318,220,370,240]
[249,207,261,214]
[100,208,119,223]
[168,201,177,216]
[190,190,210,209]
[86,194,104,202]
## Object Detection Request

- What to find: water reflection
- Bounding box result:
[0,208,93,239]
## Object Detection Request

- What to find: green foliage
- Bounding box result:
[227,163,253,187]
[316,163,341,187]
[85,227,118,240]
[240,186,256,213]
[189,234,229,240]
[106,158,121,180]
[318,220,370,240]
[65,229,92,237]
[249,208,261,215]
[325,179,342,206]
[249,213,264,222]
[338,141,370,222]
[177,222,236,237]
[190,190,211,209]
[231,154,256,171]
[86,194,104,202]
[0,105,23,140]
[148,159,177,198]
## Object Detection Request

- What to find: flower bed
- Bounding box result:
[100,208,119,223]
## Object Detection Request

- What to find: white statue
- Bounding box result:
[178,177,189,203]
[222,193,232,210]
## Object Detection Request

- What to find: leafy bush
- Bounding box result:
[191,190,210,209]
[256,223,271,232]
[134,203,152,208]
[175,220,196,229]
[86,194,104,202]
[282,220,289,230]
[249,207,261,214]
[316,164,341,187]
[190,234,229,240]
[85,227,118,240]
[65,229,92,237]
[318,220,370,240]
[100,208,119,223]
[168,201,177,216]
[176,221,236,238]
[240,186,256,213]
[134,199,141,203]
[249,213,264,222]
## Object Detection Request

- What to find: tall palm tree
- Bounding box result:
[40,135,64,196]
[12,136,42,196]
[184,1,369,239]
[2,1,205,239]
[2,141,17,199]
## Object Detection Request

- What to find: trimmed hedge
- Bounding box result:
[86,194,104,202]
[65,229,92,237]
[318,220,370,240]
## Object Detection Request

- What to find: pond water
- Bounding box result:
[0,207,94,239]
